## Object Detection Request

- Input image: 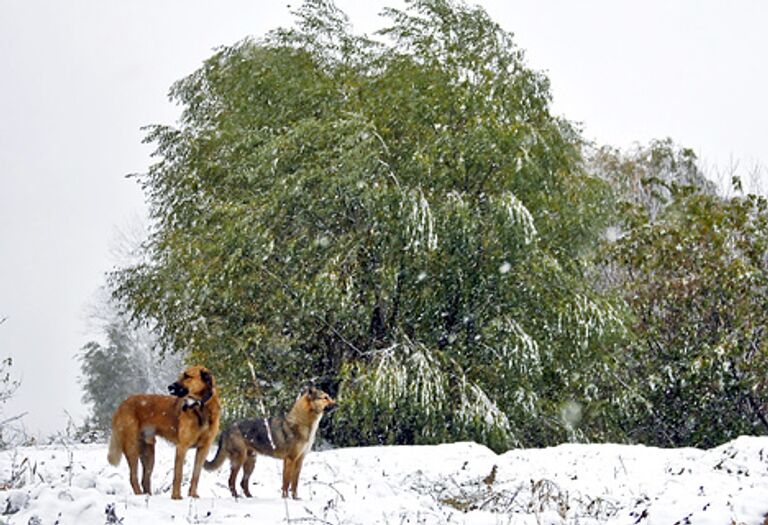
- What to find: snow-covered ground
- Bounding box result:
[1,436,767,524]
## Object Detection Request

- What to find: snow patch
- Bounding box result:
[1,438,768,524]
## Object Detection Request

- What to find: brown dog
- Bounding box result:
[107,365,220,499]
[204,386,337,499]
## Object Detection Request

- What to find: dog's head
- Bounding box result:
[299,385,338,415]
[168,365,215,403]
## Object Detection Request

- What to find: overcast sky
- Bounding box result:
[1,0,766,437]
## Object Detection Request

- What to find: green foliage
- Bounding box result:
[113,0,627,449]
[107,1,768,451]
[335,338,515,450]
[599,143,768,447]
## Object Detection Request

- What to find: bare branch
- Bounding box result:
[0,412,27,427]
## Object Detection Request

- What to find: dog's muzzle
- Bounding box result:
[168,382,189,398]
[324,403,339,414]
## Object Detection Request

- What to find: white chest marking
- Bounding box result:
[300,415,322,456]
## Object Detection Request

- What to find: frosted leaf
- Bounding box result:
[368,339,446,417]
[557,294,623,349]
[403,188,438,252]
[457,378,514,442]
[488,318,542,375]
[499,261,511,274]
[497,192,537,244]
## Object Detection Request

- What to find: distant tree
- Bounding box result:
[589,138,717,227]
[79,335,137,431]
[597,143,768,446]
[112,0,625,450]
[78,301,184,431]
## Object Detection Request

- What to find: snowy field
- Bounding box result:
[1,436,768,525]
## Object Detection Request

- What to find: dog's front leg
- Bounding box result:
[281,457,293,498]
[188,445,209,498]
[171,445,188,500]
[290,454,305,500]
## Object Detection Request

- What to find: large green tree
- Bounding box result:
[114,0,624,450]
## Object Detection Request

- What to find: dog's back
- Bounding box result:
[238,416,299,457]
[108,394,182,462]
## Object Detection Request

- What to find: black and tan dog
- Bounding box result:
[204,386,337,499]
[107,365,221,500]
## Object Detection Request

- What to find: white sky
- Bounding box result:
[0,0,766,437]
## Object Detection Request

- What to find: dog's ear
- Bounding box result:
[199,369,214,404]
[300,382,316,398]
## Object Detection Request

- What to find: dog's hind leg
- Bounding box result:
[228,450,245,498]
[124,439,142,495]
[139,436,155,494]
[240,453,256,498]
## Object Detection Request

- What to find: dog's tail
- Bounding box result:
[204,432,227,471]
[107,430,122,466]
